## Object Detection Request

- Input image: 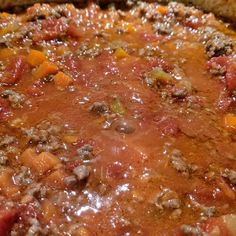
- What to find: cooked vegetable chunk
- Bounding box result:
[27,49,47,67]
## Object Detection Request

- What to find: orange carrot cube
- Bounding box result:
[41,199,61,223]
[114,48,129,58]
[224,113,236,129]
[53,72,73,90]
[20,149,61,175]
[157,5,168,15]
[0,168,19,198]
[0,48,15,61]
[27,49,46,66]
[43,169,67,189]
[33,61,58,80]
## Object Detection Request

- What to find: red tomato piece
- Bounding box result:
[33,18,68,41]
[190,186,227,207]
[18,204,40,224]
[218,96,233,112]
[0,208,18,236]
[63,56,82,79]
[225,62,236,92]
[106,162,126,180]
[207,57,236,94]
[153,116,180,136]
[0,56,29,85]
[203,217,228,236]
[206,56,229,72]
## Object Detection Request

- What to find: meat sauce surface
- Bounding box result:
[0,1,236,235]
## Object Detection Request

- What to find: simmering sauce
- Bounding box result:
[0,1,235,235]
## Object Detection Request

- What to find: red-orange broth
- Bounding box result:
[0,1,236,235]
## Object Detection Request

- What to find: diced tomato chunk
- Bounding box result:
[207,57,236,93]
[18,204,40,224]
[33,18,68,41]
[63,56,82,79]
[190,185,228,207]
[0,208,18,236]
[206,56,229,71]
[153,116,180,136]
[225,62,236,92]
[0,56,29,85]
[106,162,126,180]
[207,57,236,110]
[203,217,228,236]
[42,18,66,32]
[218,96,233,112]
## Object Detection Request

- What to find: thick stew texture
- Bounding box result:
[0,1,236,235]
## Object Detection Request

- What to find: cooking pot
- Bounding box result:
[0,0,235,22]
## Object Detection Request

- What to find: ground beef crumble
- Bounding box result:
[181,224,203,236]
[202,27,233,58]
[170,149,198,176]
[89,102,109,115]
[155,186,181,210]
[222,168,236,185]
[1,90,26,108]
[22,120,64,152]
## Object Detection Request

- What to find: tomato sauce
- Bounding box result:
[0,1,235,235]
